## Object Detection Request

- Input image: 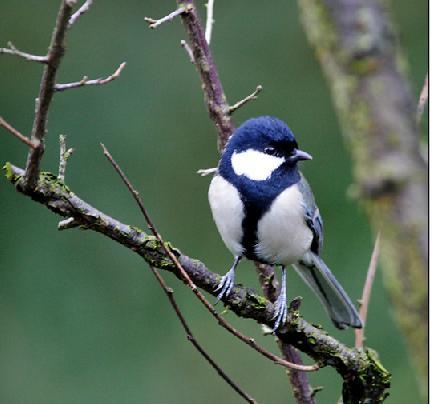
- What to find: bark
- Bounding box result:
[298,0,427,395]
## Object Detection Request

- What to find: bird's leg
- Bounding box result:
[272,265,287,331]
[215,256,242,302]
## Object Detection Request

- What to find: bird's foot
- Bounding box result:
[272,287,287,332]
[215,266,236,302]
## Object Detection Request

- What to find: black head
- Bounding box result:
[223,116,312,166]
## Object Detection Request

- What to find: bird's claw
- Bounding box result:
[214,267,235,303]
[272,289,287,332]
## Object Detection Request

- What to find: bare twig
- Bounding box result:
[0,116,37,149]
[355,234,381,349]
[229,85,263,114]
[68,0,93,27]
[58,134,74,181]
[55,62,126,92]
[0,42,48,63]
[58,217,80,230]
[101,144,319,373]
[205,0,215,44]
[145,6,187,29]
[180,40,195,63]
[197,167,217,176]
[150,266,257,403]
[416,73,428,125]
[23,0,76,191]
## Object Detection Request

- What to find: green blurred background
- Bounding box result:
[0,1,427,403]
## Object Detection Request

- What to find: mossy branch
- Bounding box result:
[298,0,427,396]
[4,163,391,403]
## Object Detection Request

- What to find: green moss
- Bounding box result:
[249,294,268,310]
[40,171,71,194]
[307,336,317,345]
[3,162,21,183]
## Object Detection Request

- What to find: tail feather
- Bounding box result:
[293,254,362,329]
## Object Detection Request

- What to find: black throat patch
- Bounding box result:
[219,161,301,262]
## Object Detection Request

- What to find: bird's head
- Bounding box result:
[221,116,312,181]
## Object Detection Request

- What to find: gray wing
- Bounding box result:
[298,174,324,255]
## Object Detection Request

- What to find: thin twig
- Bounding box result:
[0,42,48,63]
[416,73,428,125]
[55,62,126,92]
[101,144,319,373]
[58,217,80,230]
[0,116,37,149]
[150,266,257,404]
[355,234,381,349]
[58,134,74,181]
[23,0,76,191]
[205,0,215,44]
[68,0,93,27]
[197,167,217,176]
[229,85,263,114]
[180,40,195,63]
[144,6,187,29]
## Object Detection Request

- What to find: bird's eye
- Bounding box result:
[264,147,277,156]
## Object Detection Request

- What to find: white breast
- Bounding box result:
[256,185,313,265]
[231,149,285,181]
[208,175,244,256]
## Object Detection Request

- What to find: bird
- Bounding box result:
[208,116,362,331]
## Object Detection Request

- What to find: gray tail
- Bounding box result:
[293,254,363,329]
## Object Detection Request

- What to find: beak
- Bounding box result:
[293,149,313,161]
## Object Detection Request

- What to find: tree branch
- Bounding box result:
[68,0,93,27]
[355,234,380,349]
[175,0,235,152]
[3,163,391,403]
[175,2,314,401]
[144,6,187,29]
[298,0,427,395]
[58,134,74,181]
[54,62,126,92]
[229,85,263,114]
[180,40,195,63]
[0,41,48,63]
[0,116,38,149]
[205,0,215,44]
[256,263,316,404]
[23,0,77,191]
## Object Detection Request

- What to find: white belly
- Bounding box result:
[256,185,313,265]
[208,175,244,256]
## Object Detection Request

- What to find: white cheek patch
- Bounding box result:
[231,149,285,181]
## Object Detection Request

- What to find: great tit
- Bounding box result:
[208,116,362,331]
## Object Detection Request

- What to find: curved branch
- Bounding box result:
[4,163,391,403]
